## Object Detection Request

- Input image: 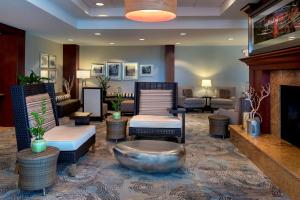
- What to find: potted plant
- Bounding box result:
[244,84,270,137]
[96,76,110,97]
[29,98,48,153]
[112,93,123,120]
[18,70,49,85]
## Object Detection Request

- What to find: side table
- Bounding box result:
[208,115,230,139]
[70,112,92,125]
[106,117,128,142]
[17,147,60,195]
[202,96,214,113]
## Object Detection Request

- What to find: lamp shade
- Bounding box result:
[125,0,177,22]
[76,70,90,79]
[202,79,212,87]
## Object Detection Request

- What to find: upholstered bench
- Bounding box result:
[130,115,182,129]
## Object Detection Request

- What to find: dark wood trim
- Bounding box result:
[0,23,25,126]
[165,45,175,82]
[63,44,79,99]
[241,0,281,17]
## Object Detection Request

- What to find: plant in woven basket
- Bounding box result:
[29,98,47,153]
[96,75,111,97]
[112,92,123,120]
[18,71,49,85]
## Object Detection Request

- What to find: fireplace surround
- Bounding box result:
[281,85,300,148]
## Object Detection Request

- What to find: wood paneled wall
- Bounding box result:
[0,23,25,127]
[63,44,79,99]
[165,45,175,82]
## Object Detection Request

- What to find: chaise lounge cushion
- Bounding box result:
[44,125,96,151]
[130,115,182,129]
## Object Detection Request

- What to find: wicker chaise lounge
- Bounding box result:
[129,82,186,143]
[11,83,96,176]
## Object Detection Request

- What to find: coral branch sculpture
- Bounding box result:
[243,84,271,122]
[63,75,75,95]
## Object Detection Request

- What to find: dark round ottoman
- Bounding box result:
[113,140,186,173]
[208,115,230,139]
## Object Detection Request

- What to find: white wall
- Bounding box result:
[79,46,165,94]
[175,46,248,96]
[25,33,63,92]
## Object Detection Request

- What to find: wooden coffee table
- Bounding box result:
[70,112,92,125]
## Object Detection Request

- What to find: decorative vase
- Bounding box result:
[31,139,47,153]
[247,118,261,137]
[242,112,250,130]
[112,111,121,120]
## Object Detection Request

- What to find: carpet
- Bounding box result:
[0,113,289,200]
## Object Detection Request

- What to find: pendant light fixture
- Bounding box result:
[125,0,177,22]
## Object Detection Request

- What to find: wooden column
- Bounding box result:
[165,45,175,82]
[0,23,25,127]
[63,44,79,99]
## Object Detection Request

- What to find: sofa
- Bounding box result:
[179,87,236,111]
[56,92,80,118]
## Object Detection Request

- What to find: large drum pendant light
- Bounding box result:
[125,0,177,22]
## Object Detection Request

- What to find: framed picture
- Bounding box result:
[48,70,57,83]
[106,62,122,80]
[49,55,56,68]
[40,53,48,68]
[123,62,138,80]
[250,0,300,54]
[91,63,105,76]
[140,65,153,76]
[40,70,49,83]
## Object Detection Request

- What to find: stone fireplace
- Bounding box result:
[270,70,300,142]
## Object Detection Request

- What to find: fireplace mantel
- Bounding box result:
[240,46,300,133]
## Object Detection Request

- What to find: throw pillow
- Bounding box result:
[183,89,193,98]
[219,89,231,99]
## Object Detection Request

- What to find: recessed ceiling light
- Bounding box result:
[84,10,89,14]
[175,42,181,45]
[94,33,101,36]
[98,14,108,17]
[67,38,74,42]
[228,37,234,41]
[139,38,145,41]
[96,2,104,6]
[109,42,115,45]
[180,33,187,36]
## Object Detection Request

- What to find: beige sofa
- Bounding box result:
[179,87,236,111]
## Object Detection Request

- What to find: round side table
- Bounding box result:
[17,147,60,195]
[208,115,230,139]
[106,117,128,142]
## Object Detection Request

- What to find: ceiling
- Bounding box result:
[0,0,258,46]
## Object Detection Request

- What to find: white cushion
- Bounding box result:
[44,125,96,151]
[129,115,182,129]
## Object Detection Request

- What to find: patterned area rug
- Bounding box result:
[0,113,289,200]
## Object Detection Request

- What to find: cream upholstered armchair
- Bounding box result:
[129,82,186,143]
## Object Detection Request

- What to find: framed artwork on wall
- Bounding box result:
[48,70,57,83]
[40,53,48,68]
[91,63,105,76]
[140,65,153,76]
[250,0,300,54]
[40,70,49,83]
[49,55,56,68]
[106,62,122,80]
[123,62,138,80]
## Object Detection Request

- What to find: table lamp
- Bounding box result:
[76,70,90,87]
[201,79,212,96]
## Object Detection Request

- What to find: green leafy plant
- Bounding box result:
[18,71,49,85]
[96,76,111,93]
[29,98,47,140]
[112,93,123,112]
